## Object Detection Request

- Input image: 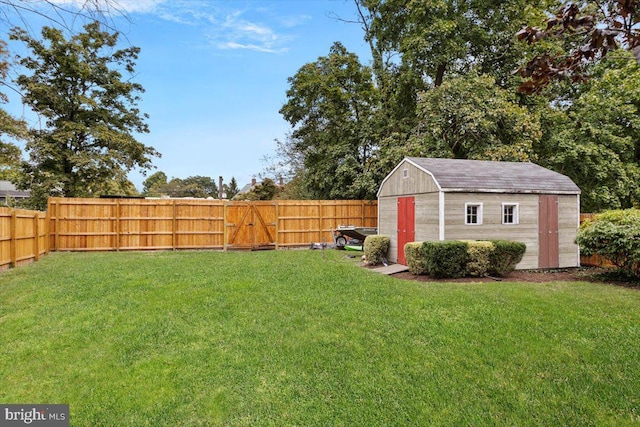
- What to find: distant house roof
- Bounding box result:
[0,180,30,201]
[385,157,581,195]
[233,178,259,200]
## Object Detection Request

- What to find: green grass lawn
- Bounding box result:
[1,250,640,426]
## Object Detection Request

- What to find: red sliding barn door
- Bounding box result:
[397,196,415,265]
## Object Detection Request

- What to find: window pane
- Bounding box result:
[503,204,516,224]
[467,205,478,224]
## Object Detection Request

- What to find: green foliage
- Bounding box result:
[408,74,540,161]
[10,22,159,209]
[234,178,280,201]
[422,240,469,279]
[142,171,167,196]
[465,241,495,277]
[224,177,239,199]
[404,242,427,275]
[274,0,639,214]
[364,235,390,265]
[535,53,640,212]
[0,40,27,184]
[279,42,380,200]
[488,240,527,277]
[412,240,525,278]
[143,173,220,198]
[356,0,554,89]
[576,209,640,278]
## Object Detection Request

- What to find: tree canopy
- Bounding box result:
[11,21,158,208]
[280,42,380,199]
[270,0,640,211]
[0,39,27,183]
[517,1,640,93]
[142,173,220,199]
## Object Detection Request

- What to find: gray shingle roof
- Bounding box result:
[406,157,580,194]
[0,180,30,199]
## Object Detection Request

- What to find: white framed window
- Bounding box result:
[502,203,519,225]
[402,168,409,179]
[465,203,483,225]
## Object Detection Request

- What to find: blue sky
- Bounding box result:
[4,0,371,192]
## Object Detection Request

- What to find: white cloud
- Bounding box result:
[45,1,305,53]
[113,0,168,14]
[216,41,287,54]
[146,2,301,54]
[46,0,168,14]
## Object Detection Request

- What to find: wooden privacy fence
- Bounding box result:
[47,198,378,251]
[0,207,49,270]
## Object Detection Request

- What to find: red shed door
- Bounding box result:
[538,195,559,268]
[397,196,415,265]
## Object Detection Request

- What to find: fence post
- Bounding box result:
[34,211,40,261]
[10,209,17,268]
[274,201,279,250]
[172,199,177,250]
[54,199,60,252]
[318,201,323,243]
[44,210,50,255]
[116,199,121,251]
[223,201,228,251]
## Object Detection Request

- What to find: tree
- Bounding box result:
[534,53,640,212]
[353,0,557,89]
[407,74,541,161]
[224,177,239,199]
[517,1,640,93]
[142,171,167,197]
[142,173,218,198]
[11,21,159,209]
[235,178,280,201]
[0,39,27,183]
[180,176,218,198]
[279,42,379,199]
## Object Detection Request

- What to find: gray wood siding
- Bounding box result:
[558,195,580,268]
[378,160,439,197]
[442,193,540,269]
[415,193,440,242]
[380,193,440,263]
[378,197,399,262]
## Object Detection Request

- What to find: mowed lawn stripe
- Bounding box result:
[1,250,639,426]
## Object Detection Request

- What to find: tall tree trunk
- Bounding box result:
[435,63,446,87]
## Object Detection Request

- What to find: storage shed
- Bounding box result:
[377,157,581,269]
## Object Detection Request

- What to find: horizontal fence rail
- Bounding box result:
[0,207,49,270]
[48,198,378,251]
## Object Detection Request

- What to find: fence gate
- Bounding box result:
[226,202,277,249]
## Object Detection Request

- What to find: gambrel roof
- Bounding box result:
[388,157,580,195]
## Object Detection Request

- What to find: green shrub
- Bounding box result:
[422,240,469,278]
[576,209,640,278]
[465,241,495,277]
[404,242,427,275]
[488,240,526,277]
[364,235,390,265]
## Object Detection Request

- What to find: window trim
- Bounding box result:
[465,202,483,225]
[402,168,409,179]
[502,203,519,225]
